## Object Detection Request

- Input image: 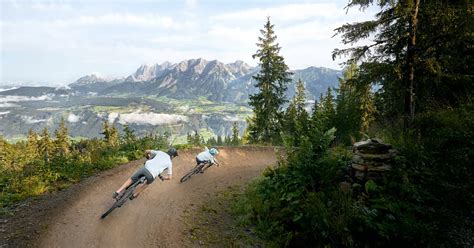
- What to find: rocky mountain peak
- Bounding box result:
[71,74,106,86]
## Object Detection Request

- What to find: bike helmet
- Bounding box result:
[209,147,219,156]
[167,147,178,158]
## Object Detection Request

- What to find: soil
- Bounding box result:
[183,185,267,247]
[0,146,278,248]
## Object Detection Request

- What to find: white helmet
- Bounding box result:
[209,147,219,156]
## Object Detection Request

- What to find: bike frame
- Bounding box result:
[101,176,149,219]
[180,161,213,183]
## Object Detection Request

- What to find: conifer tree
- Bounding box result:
[224,135,231,145]
[101,121,110,142]
[38,128,53,163]
[294,79,310,135]
[248,17,292,144]
[187,132,193,145]
[0,136,11,169]
[283,102,298,139]
[26,128,39,157]
[332,0,472,130]
[319,87,336,131]
[334,64,370,143]
[54,117,70,156]
[108,124,119,147]
[231,122,240,146]
[122,124,136,144]
[216,135,223,146]
[206,137,217,146]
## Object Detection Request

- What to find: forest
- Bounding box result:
[235,1,473,247]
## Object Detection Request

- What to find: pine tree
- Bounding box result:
[101,121,110,142]
[216,135,223,146]
[37,127,53,163]
[332,0,472,130]
[224,135,231,145]
[334,64,369,144]
[319,87,336,131]
[283,102,298,146]
[54,117,70,156]
[294,79,310,136]
[26,128,39,157]
[0,136,12,169]
[187,132,193,145]
[122,124,136,144]
[108,124,119,147]
[206,137,217,146]
[193,131,202,146]
[231,122,240,146]
[248,17,292,144]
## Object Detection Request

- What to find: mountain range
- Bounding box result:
[65,58,340,102]
[0,58,341,140]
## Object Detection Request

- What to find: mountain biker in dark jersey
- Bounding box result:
[113,148,178,200]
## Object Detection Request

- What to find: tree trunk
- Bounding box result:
[404,0,420,130]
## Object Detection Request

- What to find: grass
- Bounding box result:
[91,105,152,113]
[182,185,267,247]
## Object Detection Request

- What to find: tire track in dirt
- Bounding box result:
[33,147,277,248]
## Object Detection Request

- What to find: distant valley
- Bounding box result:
[0,58,340,141]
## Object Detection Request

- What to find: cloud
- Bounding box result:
[108,112,119,123]
[223,115,240,122]
[5,1,73,11]
[67,113,80,123]
[1,1,378,84]
[118,111,188,125]
[0,95,52,102]
[29,2,73,11]
[185,0,197,9]
[212,3,343,22]
[0,103,19,108]
[21,116,48,124]
[0,87,19,92]
[0,111,10,115]
[1,13,189,29]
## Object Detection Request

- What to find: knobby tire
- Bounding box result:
[180,164,205,183]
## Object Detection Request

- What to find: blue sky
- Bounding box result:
[0,0,375,86]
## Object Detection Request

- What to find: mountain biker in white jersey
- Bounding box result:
[112,148,178,200]
[195,147,219,173]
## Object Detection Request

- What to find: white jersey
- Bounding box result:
[144,150,172,178]
[196,148,216,164]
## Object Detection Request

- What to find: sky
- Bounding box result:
[0,0,376,86]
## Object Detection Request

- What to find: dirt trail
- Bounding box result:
[26,147,277,247]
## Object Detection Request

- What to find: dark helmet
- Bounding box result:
[167,147,178,158]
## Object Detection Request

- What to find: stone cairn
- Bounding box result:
[350,138,397,182]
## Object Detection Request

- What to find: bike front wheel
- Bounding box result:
[180,164,203,183]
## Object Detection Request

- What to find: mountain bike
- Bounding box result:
[101,175,163,219]
[179,161,218,183]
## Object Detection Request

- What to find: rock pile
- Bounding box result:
[350,138,397,181]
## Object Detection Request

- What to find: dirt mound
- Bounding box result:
[1,147,278,248]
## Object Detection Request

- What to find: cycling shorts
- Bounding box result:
[131,166,154,184]
[196,157,210,165]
